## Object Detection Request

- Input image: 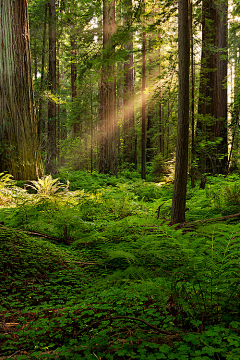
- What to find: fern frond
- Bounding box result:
[26,175,68,196]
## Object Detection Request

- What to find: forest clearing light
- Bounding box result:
[69,59,165,154]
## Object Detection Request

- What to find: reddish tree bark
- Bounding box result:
[171,0,189,223]
[123,0,135,165]
[99,0,117,175]
[38,3,48,151]
[141,3,146,180]
[0,0,43,179]
[46,0,57,175]
[197,0,228,176]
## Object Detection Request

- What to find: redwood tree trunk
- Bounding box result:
[217,0,228,173]
[46,0,57,175]
[197,0,228,176]
[71,27,79,136]
[146,38,155,164]
[0,0,43,180]
[189,0,195,188]
[99,0,117,175]
[38,2,48,151]
[123,0,135,165]
[171,0,189,223]
[141,6,146,180]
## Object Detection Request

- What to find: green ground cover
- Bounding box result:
[1,171,240,359]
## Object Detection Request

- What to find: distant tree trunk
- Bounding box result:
[227,28,240,172]
[70,27,80,136]
[146,38,155,164]
[189,0,195,188]
[46,0,57,175]
[158,46,163,155]
[57,44,61,165]
[117,61,124,169]
[123,0,135,165]
[171,0,189,223]
[34,39,38,80]
[0,0,43,180]
[99,0,117,175]
[197,0,228,176]
[217,0,228,173]
[71,36,77,101]
[141,4,146,180]
[38,3,48,151]
[90,83,94,173]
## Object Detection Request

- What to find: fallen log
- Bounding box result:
[171,212,240,229]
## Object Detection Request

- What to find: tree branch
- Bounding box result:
[78,315,175,335]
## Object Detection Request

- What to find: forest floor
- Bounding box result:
[1,170,240,359]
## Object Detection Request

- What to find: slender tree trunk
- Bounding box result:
[189,0,195,188]
[46,0,57,174]
[0,0,43,180]
[141,4,146,180]
[34,39,38,80]
[123,0,135,165]
[117,61,124,169]
[90,83,93,173]
[171,0,189,223]
[217,0,228,173]
[166,99,170,158]
[159,46,163,155]
[38,3,48,151]
[71,35,77,101]
[146,36,155,164]
[57,45,60,164]
[99,0,117,175]
[70,27,80,136]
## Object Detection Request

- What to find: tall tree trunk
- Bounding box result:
[171,0,189,223]
[123,0,135,165]
[46,0,57,174]
[57,44,61,165]
[158,46,163,155]
[0,0,43,180]
[71,35,77,101]
[189,0,195,188]
[99,0,117,175]
[141,4,146,180]
[197,0,228,176]
[38,3,48,151]
[71,27,79,136]
[146,37,155,164]
[217,0,228,173]
[34,39,38,80]
[117,61,124,169]
[90,83,94,173]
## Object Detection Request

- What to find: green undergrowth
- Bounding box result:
[1,172,240,359]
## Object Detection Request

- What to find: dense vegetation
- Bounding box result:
[1,171,240,359]
[0,1,240,357]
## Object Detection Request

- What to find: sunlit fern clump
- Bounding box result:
[0,172,15,189]
[0,172,18,205]
[26,175,69,196]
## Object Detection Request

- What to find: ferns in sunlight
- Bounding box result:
[0,172,29,205]
[0,172,15,188]
[26,175,69,196]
